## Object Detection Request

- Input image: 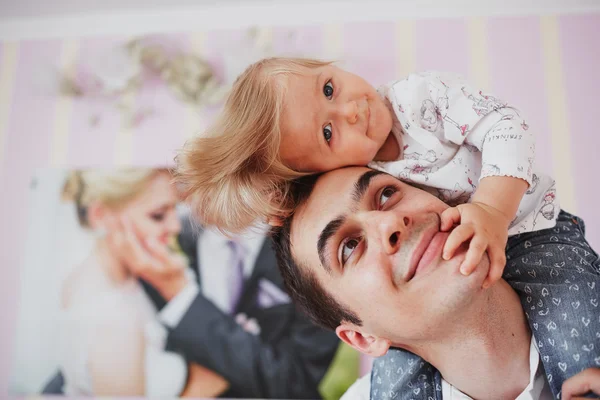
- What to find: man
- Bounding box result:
[270,166,600,399]
[43,209,340,398]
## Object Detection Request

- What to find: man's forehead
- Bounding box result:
[301,167,370,212]
[290,167,376,246]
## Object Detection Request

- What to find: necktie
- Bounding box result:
[227,240,246,314]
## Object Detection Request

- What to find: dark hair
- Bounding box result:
[270,174,362,331]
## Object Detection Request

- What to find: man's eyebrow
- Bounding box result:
[317,216,345,273]
[352,170,386,205]
[316,169,387,273]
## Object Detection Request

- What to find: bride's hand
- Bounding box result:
[181,363,229,398]
[106,215,189,301]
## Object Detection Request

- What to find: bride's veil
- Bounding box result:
[9,169,95,394]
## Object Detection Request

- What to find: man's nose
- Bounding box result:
[335,100,358,124]
[363,211,411,255]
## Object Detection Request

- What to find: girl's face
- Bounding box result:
[279,65,394,173]
[114,172,181,245]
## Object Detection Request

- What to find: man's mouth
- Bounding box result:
[405,228,448,281]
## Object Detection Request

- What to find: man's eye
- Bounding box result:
[323,80,334,99]
[341,237,360,265]
[323,124,332,143]
[379,186,397,208]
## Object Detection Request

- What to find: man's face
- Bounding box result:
[290,167,490,352]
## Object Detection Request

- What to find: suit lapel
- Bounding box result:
[235,239,273,312]
[178,216,203,288]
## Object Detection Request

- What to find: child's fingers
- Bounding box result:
[442,224,474,260]
[561,368,600,400]
[482,264,504,289]
[482,245,507,288]
[440,207,461,232]
[459,236,487,276]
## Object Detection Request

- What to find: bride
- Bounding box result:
[59,168,227,397]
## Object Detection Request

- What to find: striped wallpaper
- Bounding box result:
[1,13,600,396]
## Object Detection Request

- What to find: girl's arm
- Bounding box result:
[471,175,529,222]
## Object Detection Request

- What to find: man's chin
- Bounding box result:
[429,247,488,295]
[452,253,490,294]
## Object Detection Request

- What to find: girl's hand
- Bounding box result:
[440,202,510,289]
[562,368,600,400]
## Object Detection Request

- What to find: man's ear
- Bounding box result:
[336,323,390,357]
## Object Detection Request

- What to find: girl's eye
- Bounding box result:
[379,186,397,208]
[150,213,165,222]
[323,124,332,143]
[341,237,361,265]
[323,80,334,99]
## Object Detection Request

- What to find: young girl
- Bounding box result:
[174,58,600,398]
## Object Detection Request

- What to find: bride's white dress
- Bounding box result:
[57,278,187,396]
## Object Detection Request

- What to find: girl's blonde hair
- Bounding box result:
[62,168,164,227]
[174,57,332,234]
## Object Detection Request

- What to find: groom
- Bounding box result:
[43,208,339,398]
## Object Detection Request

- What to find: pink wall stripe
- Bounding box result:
[342,21,397,87]
[66,36,130,167]
[195,28,256,136]
[486,16,554,174]
[272,24,324,59]
[203,27,254,82]
[132,33,190,166]
[0,39,63,396]
[558,14,600,247]
[415,19,470,77]
[0,40,12,397]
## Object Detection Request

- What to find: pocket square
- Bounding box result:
[257,278,291,308]
[235,313,261,336]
